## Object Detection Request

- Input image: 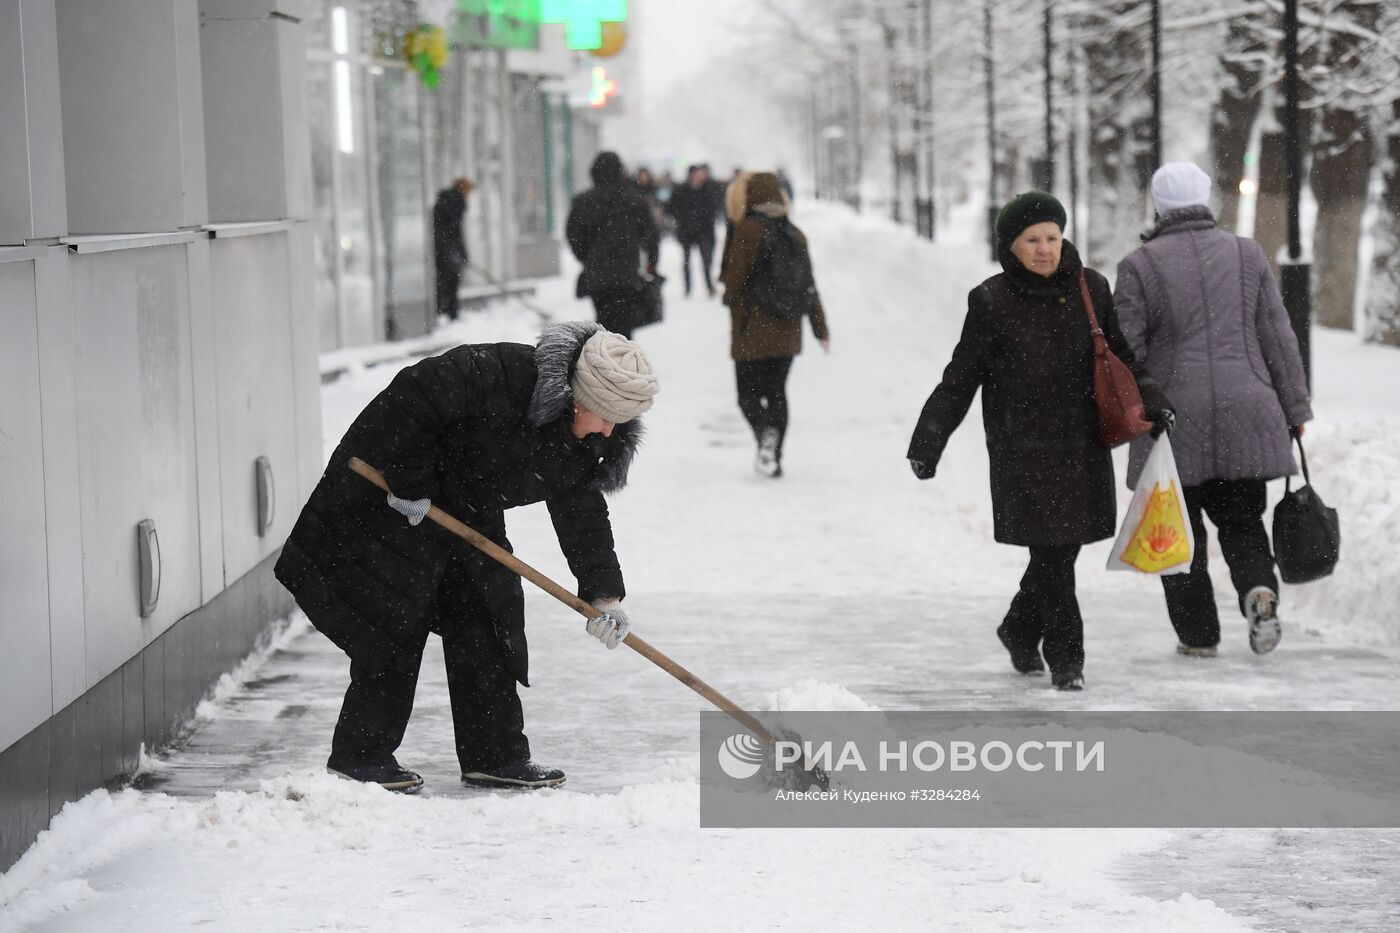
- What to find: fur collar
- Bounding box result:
[528,321,644,494]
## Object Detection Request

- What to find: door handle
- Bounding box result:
[137,518,161,617]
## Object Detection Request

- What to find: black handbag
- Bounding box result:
[638,272,665,329]
[1272,436,1340,583]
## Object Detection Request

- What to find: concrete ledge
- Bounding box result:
[0,551,293,872]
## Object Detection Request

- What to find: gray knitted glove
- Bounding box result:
[386,492,430,526]
[586,599,630,649]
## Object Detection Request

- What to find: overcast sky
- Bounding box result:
[605,0,806,178]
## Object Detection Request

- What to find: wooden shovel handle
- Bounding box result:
[347,457,776,744]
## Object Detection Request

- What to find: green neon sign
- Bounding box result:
[539,0,628,50]
[456,0,542,50]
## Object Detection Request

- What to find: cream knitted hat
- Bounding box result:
[571,330,659,423]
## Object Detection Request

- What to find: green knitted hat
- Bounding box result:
[995,191,1067,246]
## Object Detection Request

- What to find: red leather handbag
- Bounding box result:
[1079,271,1153,448]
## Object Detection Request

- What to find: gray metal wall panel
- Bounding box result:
[278,16,311,221]
[201,17,289,222]
[184,236,226,599]
[71,244,202,686]
[0,1,65,242]
[55,0,200,234]
[200,0,304,19]
[173,0,209,228]
[20,0,67,237]
[0,261,55,752]
[287,222,323,501]
[209,232,298,581]
[34,245,87,711]
[0,2,32,242]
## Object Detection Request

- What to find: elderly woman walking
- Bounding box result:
[719,171,830,478]
[907,192,1172,690]
[1114,162,1312,658]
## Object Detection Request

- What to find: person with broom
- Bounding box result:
[275,322,659,792]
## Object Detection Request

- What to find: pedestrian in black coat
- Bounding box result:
[276,322,660,791]
[667,164,722,297]
[566,152,661,338]
[432,177,474,320]
[907,192,1172,691]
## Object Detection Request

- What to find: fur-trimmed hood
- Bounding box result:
[528,321,644,493]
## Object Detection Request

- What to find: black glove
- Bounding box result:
[1139,385,1175,439]
[909,458,936,480]
[1289,424,1304,440]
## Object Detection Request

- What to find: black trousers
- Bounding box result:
[330,574,529,773]
[1160,479,1278,649]
[435,260,462,320]
[734,356,794,455]
[591,292,638,339]
[680,236,715,293]
[998,545,1084,672]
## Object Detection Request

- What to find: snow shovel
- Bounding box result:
[348,457,829,791]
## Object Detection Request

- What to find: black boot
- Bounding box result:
[327,758,424,794]
[996,622,1045,675]
[461,759,566,789]
[1051,666,1084,691]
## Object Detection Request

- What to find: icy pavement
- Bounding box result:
[4,203,1399,931]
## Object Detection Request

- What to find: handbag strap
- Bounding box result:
[1286,435,1311,492]
[1078,271,1105,343]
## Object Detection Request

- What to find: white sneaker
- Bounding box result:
[754,429,781,478]
[1245,586,1281,654]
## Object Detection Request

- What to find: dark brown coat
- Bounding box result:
[719,173,829,362]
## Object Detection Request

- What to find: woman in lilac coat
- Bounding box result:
[1113,162,1313,658]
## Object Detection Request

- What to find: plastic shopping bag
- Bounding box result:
[1106,434,1194,575]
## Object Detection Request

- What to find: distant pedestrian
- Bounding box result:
[907,192,1173,691]
[566,152,661,339]
[667,164,722,297]
[432,177,474,321]
[276,323,659,793]
[1114,162,1313,658]
[719,171,830,478]
[775,168,794,203]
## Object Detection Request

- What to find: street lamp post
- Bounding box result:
[1042,0,1054,192]
[984,0,998,260]
[918,0,935,239]
[1149,0,1162,170]
[1281,0,1312,386]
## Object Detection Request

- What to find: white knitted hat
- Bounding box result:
[1152,161,1212,214]
[571,330,659,423]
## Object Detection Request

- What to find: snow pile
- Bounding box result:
[759,678,879,713]
[0,779,1251,932]
[194,611,312,720]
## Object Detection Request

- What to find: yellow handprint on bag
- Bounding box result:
[1117,480,1192,573]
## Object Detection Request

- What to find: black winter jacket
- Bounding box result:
[275,322,640,685]
[432,187,467,267]
[565,182,660,298]
[667,182,720,242]
[908,242,1154,546]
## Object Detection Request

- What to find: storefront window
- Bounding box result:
[373,67,428,339]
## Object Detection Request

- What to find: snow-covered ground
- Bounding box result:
[3,202,1398,932]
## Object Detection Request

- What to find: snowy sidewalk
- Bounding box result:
[5,204,1400,932]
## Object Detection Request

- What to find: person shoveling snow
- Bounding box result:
[274,323,658,793]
